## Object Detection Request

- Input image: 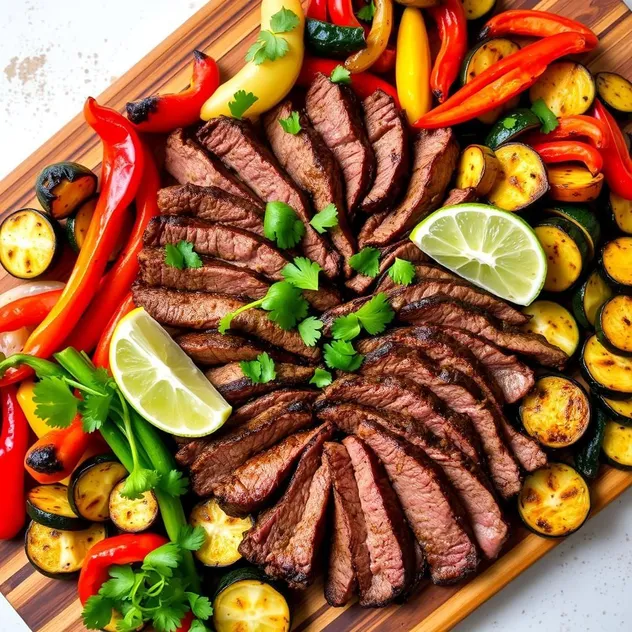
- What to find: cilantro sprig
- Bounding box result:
[240,352,276,384]
[357,1,376,21]
[281,257,321,290]
[387,258,416,286]
[246,7,299,66]
[330,65,351,85]
[279,111,302,135]
[229,90,258,119]
[323,340,364,372]
[310,203,339,234]
[331,293,395,341]
[264,201,306,249]
[310,367,332,388]
[349,247,381,277]
[165,241,202,270]
[531,98,559,134]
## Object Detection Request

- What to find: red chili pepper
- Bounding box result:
[329,0,361,27]
[0,100,143,387]
[176,612,195,632]
[307,0,328,21]
[0,386,29,539]
[428,0,468,103]
[0,290,62,334]
[65,146,159,355]
[593,99,632,200]
[126,51,219,133]
[480,10,598,48]
[299,57,399,105]
[92,294,135,370]
[531,140,604,176]
[371,45,396,74]
[524,115,608,149]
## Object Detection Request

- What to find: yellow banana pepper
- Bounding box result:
[18,380,49,439]
[396,7,432,124]
[200,0,305,120]
[345,0,393,73]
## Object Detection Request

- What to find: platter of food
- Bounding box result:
[1,1,632,631]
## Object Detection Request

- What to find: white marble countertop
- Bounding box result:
[1,1,632,630]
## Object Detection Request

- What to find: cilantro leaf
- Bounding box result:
[190,621,211,632]
[153,602,189,632]
[228,90,258,119]
[387,258,416,286]
[261,281,308,330]
[82,595,114,630]
[164,243,184,269]
[502,116,516,130]
[33,376,79,429]
[246,30,289,66]
[258,352,277,383]
[240,358,261,382]
[121,468,161,500]
[178,525,206,552]
[270,7,300,33]
[282,257,321,290]
[142,542,181,578]
[79,391,112,433]
[186,593,213,620]
[330,65,351,85]
[323,340,364,372]
[357,1,376,21]
[355,292,395,335]
[310,367,333,388]
[298,316,323,347]
[264,201,306,249]
[331,313,361,341]
[218,312,236,335]
[159,469,189,497]
[531,98,559,134]
[165,241,202,270]
[349,247,381,277]
[240,352,277,384]
[310,203,339,234]
[99,565,136,601]
[122,606,145,632]
[279,111,301,135]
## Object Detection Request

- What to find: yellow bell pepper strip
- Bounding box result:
[17,380,50,439]
[345,0,393,73]
[396,7,432,124]
[200,0,305,120]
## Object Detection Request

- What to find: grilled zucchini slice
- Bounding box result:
[535,217,589,293]
[609,192,632,235]
[595,296,632,357]
[571,270,613,329]
[455,145,500,196]
[487,142,548,211]
[0,209,61,279]
[35,162,98,219]
[25,521,107,579]
[600,237,632,293]
[462,0,496,21]
[600,397,632,427]
[529,62,596,117]
[595,72,632,115]
[484,109,541,150]
[581,334,632,399]
[575,407,607,480]
[547,165,604,203]
[109,479,159,533]
[190,498,253,567]
[542,204,600,261]
[26,484,88,531]
[602,421,632,470]
[521,300,579,357]
[518,463,590,537]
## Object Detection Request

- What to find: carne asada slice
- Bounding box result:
[164,129,262,209]
[343,435,416,606]
[305,73,375,216]
[205,362,315,405]
[323,441,372,606]
[356,421,479,584]
[213,425,327,517]
[131,285,320,362]
[157,183,264,235]
[357,210,388,249]
[229,388,317,427]
[443,187,477,206]
[399,296,568,369]
[364,128,459,247]
[359,90,409,214]
[375,263,460,292]
[197,116,341,279]
[264,101,356,275]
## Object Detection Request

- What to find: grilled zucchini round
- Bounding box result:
[26,484,88,531]
[600,397,632,427]
[35,161,98,219]
[546,165,604,203]
[574,407,608,481]
[109,479,159,533]
[529,62,595,117]
[542,204,601,261]
[571,270,613,329]
[600,237,632,293]
[521,301,579,358]
[581,334,632,399]
[609,192,632,235]
[595,72,632,115]
[455,145,500,196]
[462,0,496,21]
[484,109,541,150]
[602,421,632,470]
[595,295,632,357]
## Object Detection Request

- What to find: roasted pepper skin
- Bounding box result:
[531,141,603,177]
[525,115,608,149]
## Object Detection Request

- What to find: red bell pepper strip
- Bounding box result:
[524,115,608,149]
[372,45,396,74]
[92,294,135,370]
[299,57,399,105]
[307,0,328,21]
[65,145,159,355]
[427,0,468,103]
[593,99,632,200]
[531,140,604,177]
[0,100,143,387]
[0,290,62,334]
[480,10,598,48]
[0,386,29,539]
[329,0,361,27]
[126,51,219,133]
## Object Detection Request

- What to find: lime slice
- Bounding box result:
[109,308,232,437]
[410,203,547,306]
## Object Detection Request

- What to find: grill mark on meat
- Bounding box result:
[157,183,264,235]
[197,116,341,279]
[443,187,477,207]
[376,264,461,292]
[131,284,320,361]
[305,73,376,216]
[164,128,262,208]
[343,435,416,606]
[357,210,388,249]
[360,90,409,214]
[364,128,459,247]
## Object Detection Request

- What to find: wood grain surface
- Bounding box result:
[1,1,632,630]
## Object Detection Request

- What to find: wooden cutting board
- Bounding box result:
[1,0,632,630]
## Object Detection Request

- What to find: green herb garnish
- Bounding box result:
[310,203,339,234]
[310,368,333,388]
[279,111,302,134]
[531,98,559,134]
[240,352,276,384]
[330,65,351,85]
[349,247,381,277]
[246,8,299,65]
[228,90,258,119]
[298,316,323,347]
[264,201,306,249]
[323,340,364,372]
[387,258,416,286]
[282,257,321,290]
[165,241,203,270]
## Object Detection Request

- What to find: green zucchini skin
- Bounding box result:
[462,0,497,22]
[600,237,632,294]
[484,109,541,149]
[574,407,607,480]
[595,296,632,358]
[599,396,632,427]
[214,567,278,599]
[571,270,613,330]
[305,19,365,57]
[595,72,632,115]
[609,191,632,236]
[542,204,601,261]
[26,484,89,531]
[602,421,632,470]
[35,161,98,219]
[580,335,632,400]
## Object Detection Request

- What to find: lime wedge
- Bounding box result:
[410,203,547,306]
[109,308,232,437]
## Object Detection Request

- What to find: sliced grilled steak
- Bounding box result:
[131,285,320,362]
[364,128,459,247]
[264,101,356,275]
[343,435,416,606]
[318,403,507,559]
[229,389,317,427]
[157,183,264,235]
[213,425,327,517]
[164,129,262,209]
[305,73,375,216]
[376,263,460,292]
[205,362,315,405]
[357,210,388,249]
[356,421,479,584]
[197,116,341,279]
[443,187,477,206]
[323,441,372,606]
[359,90,409,214]
[399,296,568,369]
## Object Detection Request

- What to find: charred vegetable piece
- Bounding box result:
[529,62,596,117]
[305,19,366,57]
[520,374,591,448]
[535,217,589,293]
[0,209,61,279]
[27,484,88,531]
[35,162,98,219]
[461,0,497,21]
[602,421,632,470]
[595,295,632,357]
[581,334,632,399]
[575,407,607,480]
[595,72,632,115]
[600,237,632,293]
[518,463,590,538]
[547,165,604,203]
[109,478,159,533]
[542,204,600,261]
[600,396,632,427]
[522,300,580,357]
[484,108,541,150]
[609,192,632,236]
[487,142,548,211]
[572,270,613,329]
[455,144,500,196]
